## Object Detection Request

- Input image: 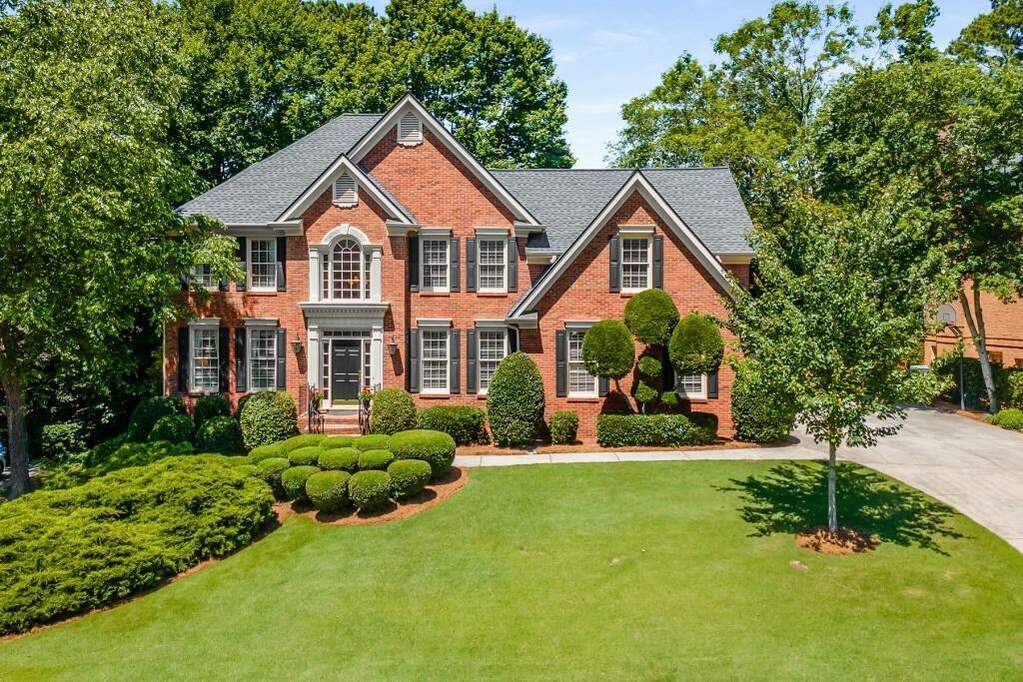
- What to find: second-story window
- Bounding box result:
[621,237,650,292]
[421,238,449,292]
[191,264,214,288]
[478,239,507,292]
[249,239,277,291]
[331,238,362,300]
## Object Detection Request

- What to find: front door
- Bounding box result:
[331,340,361,402]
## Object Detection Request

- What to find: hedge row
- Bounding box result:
[596,413,717,447]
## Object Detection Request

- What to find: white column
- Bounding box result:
[371,324,384,390]
[306,325,320,388]
[370,246,383,303]
[308,249,321,302]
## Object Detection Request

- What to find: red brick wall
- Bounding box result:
[925,285,1023,369]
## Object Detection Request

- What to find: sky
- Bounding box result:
[371,0,990,167]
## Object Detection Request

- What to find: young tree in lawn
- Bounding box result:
[726,195,947,533]
[0,0,237,497]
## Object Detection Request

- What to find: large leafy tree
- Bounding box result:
[950,0,1023,68]
[0,0,236,496]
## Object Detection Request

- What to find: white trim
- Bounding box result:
[718,253,754,265]
[564,319,598,329]
[419,236,450,293]
[397,111,423,146]
[320,224,372,248]
[676,372,708,400]
[508,171,735,317]
[246,326,279,392]
[223,223,303,237]
[187,321,221,394]
[514,222,544,238]
[331,173,358,207]
[474,319,510,328]
[565,326,598,398]
[476,327,509,396]
[619,234,652,294]
[417,318,453,327]
[420,227,453,237]
[524,248,557,265]
[475,226,510,236]
[247,237,277,292]
[347,95,540,226]
[476,236,508,293]
[618,225,655,235]
[419,327,450,395]
[242,318,279,327]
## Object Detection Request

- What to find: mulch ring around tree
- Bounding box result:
[795,526,876,555]
[277,466,469,527]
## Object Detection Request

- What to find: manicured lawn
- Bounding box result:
[3,461,1022,679]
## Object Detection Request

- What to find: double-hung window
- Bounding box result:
[567,329,597,397]
[249,328,277,391]
[420,239,449,292]
[249,239,277,291]
[477,329,508,393]
[477,239,507,292]
[621,237,651,292]
[191,264,214,289]
[676,373,707,399]
[421,330,449,393]
[191,327,219,393]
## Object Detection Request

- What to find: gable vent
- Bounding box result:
[332,173,357,206]
[397,112,422,146]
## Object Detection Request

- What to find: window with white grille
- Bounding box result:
[331,238,362,300]
[249,328,277,391]
[191,264,214,288]
[398,112,422,145]
[421,239,449,291]
[421,330,449,393]
[568,329,597,396]
[249,239,276,290]
[621,237,650,291]
[478,329,507,393]
[191,328,219,393]
[478,239,507,291]
[333,173,357,206]
[677,373,707,399]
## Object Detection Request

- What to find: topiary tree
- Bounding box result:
[239,391,298,450]
[486,352,546,447]
[370,388,418,435]
[581,320,635,404]
[624,289,680,345]
[669,312,724,375]
[147,413,193,444]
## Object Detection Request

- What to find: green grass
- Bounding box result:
[3,461,1022,680]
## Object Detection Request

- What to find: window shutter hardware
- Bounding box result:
[555,329,567,397]
[507,237,518,293]
[707,371,719,399]
[508,327,519,353]
[609,235,621,292]
[218,327,230,393]
[599,376,609,397]
[408,327,420,393]
[465,237,477,293]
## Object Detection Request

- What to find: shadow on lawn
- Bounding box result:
[720,462,964,553]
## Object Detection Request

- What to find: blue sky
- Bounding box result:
[374,1,989,167]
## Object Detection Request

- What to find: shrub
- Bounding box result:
[624,289,680,344]
[321,435,356,449]
[731,361,797,443]
[990,408,1023,431]
[40,421,87,464]
[549,411,579,445]
[389,429,456,478]
[239,391,298,450]
[417,405,488,445]
[931,351,1017,410]
[348,470,392,511]
[689,412,719,442]
[82,434,129,468]
[0,456,273,635]
[486,352,545,447]
[582,320,634,380]
[288,446,323,466]
[358,449,394,471]
[637,354,662,377]
[370,388,418,435]
[195,415,244,454]
[235,464,258,476]
[126,396,186,441]
[46,440,198,490]
[281,434,325,453]
[596,414,712,447]
[305,471,351,512]
[248,443,285,463]
[222,455,251,466]
[194,394,232,428]
[387,459,431,499]
[354,434,390,452]
[669,313,724,375]
[281,465,320,501]
[318,447,359,472]
[255,457,291,499]
[1010,371,1023,408]
[147,413,193,444]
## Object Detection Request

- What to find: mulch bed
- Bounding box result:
[795,527,876,555]
[458,439,789,456]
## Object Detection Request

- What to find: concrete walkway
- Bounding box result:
[453,407,1023,552]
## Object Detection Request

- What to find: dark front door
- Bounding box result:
[331,340,361,401]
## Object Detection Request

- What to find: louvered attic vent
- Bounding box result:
[397,112,423,146]
[333,173,357,206]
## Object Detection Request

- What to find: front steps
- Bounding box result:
[300,407,363,435]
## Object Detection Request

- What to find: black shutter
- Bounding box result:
[508,327,519,353]
[235,328,247,393]
[507,237,518,292]
[177,326,190,393]
[276,236,287,292]
[599,376,609,397]
[707,371,719,399]
[466,328,477,394]
[465,237,476,293]
[236,237,247,292]
[449,237,460,293]
[276,328,287,389]
[218,327,230,392]
[408,236,420,292]
[181,273,190,292]
[408,327,420,393]
[661,347,674,396]
[555,329,567,397]
[449,328,460,393]
[609,235,621,293]
[653,235,664,289]
[218,273,228,292]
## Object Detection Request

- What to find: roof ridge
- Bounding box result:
[489,166,730,172]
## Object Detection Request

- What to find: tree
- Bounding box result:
[874,0,940,62]
[814,57,1023,412]
[669,313,725,376]
[950,0,1023,68]
[0,0,236,497]
[726,195,947,533]
[624,290,680,412]
[582,321,635,405]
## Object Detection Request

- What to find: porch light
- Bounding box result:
[291,335,303,356]
[387,334,398,357]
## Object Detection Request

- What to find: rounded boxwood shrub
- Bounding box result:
[388,429,456,478]
[281,434,325,453]
[417,405,489,445]
[147,413,193,444]
[289,445,322,466]
[255,457,291,499]
[624,289,680,344]
[549,410,579,445]
[731,361,797,443]
[358,449,394,471]
[195,415,244,454]
[321,435,356,449]
[281,465,320,501]
[990,407,1023,431]
[239,391,298,450]
[370,388,418,435]
[348,470,392,511]
[486,352,545,447]
[40,421,86,464]
[234,464,258,477]
[305,470,351,512]
[126,396,186,441]
[318,447,359,472]
[354,434,390,452]
[387,459,431,499]
[637,354,662,378]
[669,312,724,375]
[193,394,231,429]
[249,442,285,463]
[582,320,634,380]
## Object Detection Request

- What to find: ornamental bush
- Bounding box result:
[222,455,251,466]
[126,396,186,442]
[417,405,489,445]
[0,456,273,635]
[549,411,579,445]
[321,435,356,449]
[147,413,193,444]
[281,434,325,453]
[44,439,198,491]
[596,414,712,447]
[388,429,456,478]
[248,442,285,463]
[990,408,1023,431]
[281,465,320,501]
[387,459,432,499]
[255,457,291,499]
[731,361,797,443]
[193,394,231,429]
[669,313,724,375]
[288,445,323,466]
[358,449,394,471]
[370,388,418,435]
[234,464,258,476]
[305,471,351,512]
[318,447,359,472]
[39,421,87,464]
[486,352,545,447]
[582,320,634,380]
[195,415,244,455]
[239,391,298,450]
[624,289,680,344]
[354,434,390,452]
[348,470,392,511]
[1009,372,1023,408]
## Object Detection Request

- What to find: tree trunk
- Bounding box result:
[959,285,999,413]
[3,372,30,498]
[827,441,838,533]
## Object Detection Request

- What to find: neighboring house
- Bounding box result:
[926,289,1023,369]
[170,94,754,437]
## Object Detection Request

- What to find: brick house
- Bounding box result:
[170,94,754,437]
[926,290,1023,370]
